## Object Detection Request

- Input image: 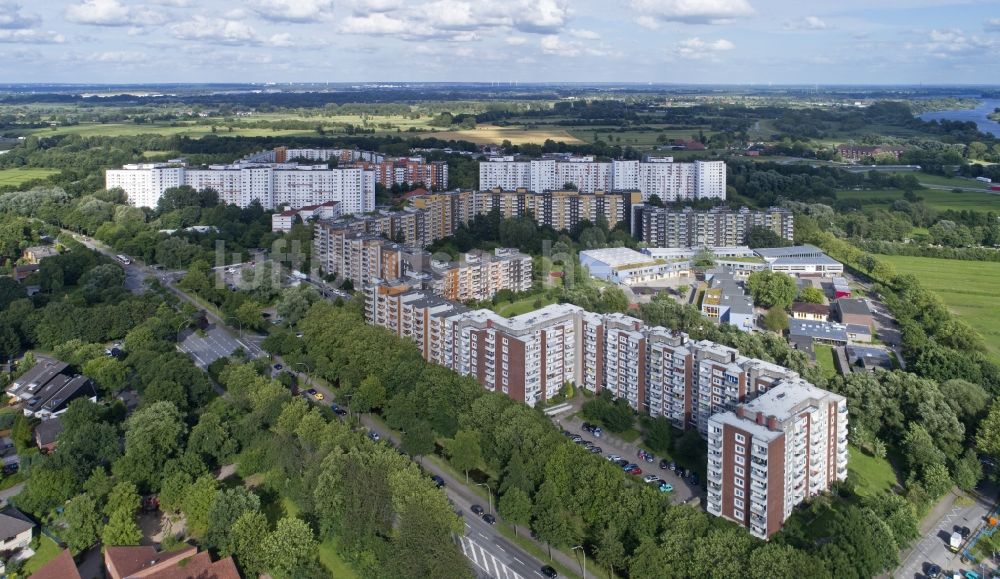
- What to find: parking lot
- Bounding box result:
[177,325,260,368]
[556,413,700,505]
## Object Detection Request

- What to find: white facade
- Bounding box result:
[479,156,725,201]
[107,162,376,213]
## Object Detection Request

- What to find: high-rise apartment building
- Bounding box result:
[106,161,376,213]
[479,155,726,201]
[637,206,794,248]
[707,381,848,538]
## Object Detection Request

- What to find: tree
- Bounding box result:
[353,374,387,414]
[401,419,435,460]
[83,357,127,393]
[63,493,103,554]
[262,517,317,577]
[499,487,532,536]
[599,287,629,313]
[977,397,1000,460]
[799,287,826,304]
[594,524,626,576]
[643,416,674,454]
[205,487,261,554]
[182,475,219,537]
[746,225,790,248]
[231,511,269,576]
[102,482,141,547]
[114,401,188,492]
[275,285,321,325]
[532,480,574,559]
[762,308,789,332]
[235,300,264,331]
[444,430,483,483]
[746,270,797,310]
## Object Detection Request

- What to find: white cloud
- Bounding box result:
[919,28,999,58]
[635,15,661,30]
[569,28,600,39]
[170,16,260,45]
[83,51,148,63]
[670,37,735,59]
[540,34,616,57]
[0,1,39,29]
[65,0,164,27]
[505,36,528,45]
[986,18,1000,32]
[337,0,568,38]
[148,0,190,5]
[784,16,828,30]
[252,0,334,23]
[631,0,753,25]
[268,33,294,47]
[0,28,64,43]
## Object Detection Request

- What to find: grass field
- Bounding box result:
[565,126,711,148]
[848,445,898,497]
[0,167,59,186]
[877,254,1000,361]
[30,123,322,138]
[837,187,1000,212]
[905,172,992,190]
[20,536,62,575]
[318,537,359,579]
[813,344,838,379]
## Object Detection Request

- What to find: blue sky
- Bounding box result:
[0,0,998,84]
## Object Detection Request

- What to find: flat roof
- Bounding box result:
[789,319,848,342]
[741,379,845,421]
[835,298,871,316]
[580,247,656,268]
[753,245,825,259]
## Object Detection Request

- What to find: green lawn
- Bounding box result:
[20,536,62,575]
[26,122,324,139]
[493,295,556,317]
[0,167,59,186]
[909,172,991,190]
[848,445,898,497]
[877,254,1000,361]
[813,344,838,378]
[318,537,358,579]
[836,187,1000,212]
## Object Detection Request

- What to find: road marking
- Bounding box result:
[496,545,506,553]
[479,532,488,539]
[513,558,524,565]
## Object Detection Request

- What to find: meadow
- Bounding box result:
[0,167,60,186]
[877,254,1000,361]
[837,187,1000,212]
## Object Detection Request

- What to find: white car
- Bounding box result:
[643,474,660,484]
[606,454,622,462]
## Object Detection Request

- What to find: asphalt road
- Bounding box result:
[894,483,998,579]
[176,325,253,369]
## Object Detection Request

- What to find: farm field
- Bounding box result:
[904,172,992,190]
[416,124,584,145]
[837,187,1000,212]
[0,167,59,186]
[565,126,711,147]
[877,254,1000,361]
[27,122,322,138]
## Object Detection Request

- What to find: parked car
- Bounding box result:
[330,403,347,416]
[659,459,670,470]
[482,513,496,525]
[541,565,559,578]
[643,474,660,484]
[570,434,583,442]
[581,422,594,432]
[589,446,602,454]
[924,564,941,579]
[273,363,283,370]
[471,504,485,516]
[607,454,622,462]
[669,461,677,471]
[614,458,629,467]
[592,427,603,437]
[689,473,700,486]
[562,430,574,437]
[659,482,674,493]
[431,475,445,488]
[367,431,380,442]
[624,465,642,475]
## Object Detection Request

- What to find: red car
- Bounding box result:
[626,466,642,475]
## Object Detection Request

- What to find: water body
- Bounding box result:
[919,98,1000,137]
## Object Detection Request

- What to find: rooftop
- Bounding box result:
[741,379,845,422]
[789,318,849,342]
[580,247,657,268]
[753,245,826,259]
[791,302,830,316]
[29,548,82,579]
[835,298,871,317]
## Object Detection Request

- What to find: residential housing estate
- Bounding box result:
[479,155,726,202]
[636,206,794,248]
[365,286,846,537]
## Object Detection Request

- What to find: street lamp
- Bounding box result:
[224,315,244,339]
[572,545,587,579]
[476,483,494,515]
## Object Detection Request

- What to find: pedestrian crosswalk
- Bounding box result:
[458,535,524,579]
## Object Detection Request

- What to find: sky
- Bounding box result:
[0,0,998,85]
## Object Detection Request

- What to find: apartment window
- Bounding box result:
[734,455,745,466]
[734,466,745,477]
[734,488,744,498]
[734,476,743,488]
[735,444,745,455]
[734,498,744,510]
[735,433,746,444]
[734,509,744,520]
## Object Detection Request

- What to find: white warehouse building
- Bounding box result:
[106,161,376,214]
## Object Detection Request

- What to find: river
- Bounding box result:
[919,98,1000,137]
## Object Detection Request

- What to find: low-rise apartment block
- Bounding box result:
[271,200,341,232]
[701,269,755,333]
[707,381,848,538]
[270,147,448,190]
[637,206,794,248]
[5,359,98,420]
